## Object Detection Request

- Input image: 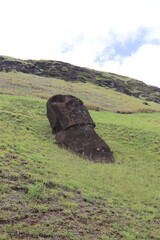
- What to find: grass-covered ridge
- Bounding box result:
[1,71,160,113]
[1,55,160,104]
[0,94,160,239]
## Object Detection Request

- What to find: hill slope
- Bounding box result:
[0,94,160,239]
[0,56,160,114]
[0,56,160,239]
[0,55,160,104]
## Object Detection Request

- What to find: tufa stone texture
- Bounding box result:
[46,95,115,163]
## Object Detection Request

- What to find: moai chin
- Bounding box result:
[46,95,115,163]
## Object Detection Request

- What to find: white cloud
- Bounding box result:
[98,44,160,87]
[0,0,160,87]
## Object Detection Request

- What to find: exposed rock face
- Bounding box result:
[46,95,115,163]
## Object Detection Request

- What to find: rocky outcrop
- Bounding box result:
[0,56,160,104]
[46,95,115,163]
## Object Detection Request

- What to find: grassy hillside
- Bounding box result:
[1,71,160,113]
[0,94,160,239]
[0,55,160,104]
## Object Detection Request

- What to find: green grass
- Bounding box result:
[1,71,160,113]
[0,94,160,239]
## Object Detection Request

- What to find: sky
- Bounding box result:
[1,0,160,87]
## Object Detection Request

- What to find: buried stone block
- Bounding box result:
[46,95,115,163]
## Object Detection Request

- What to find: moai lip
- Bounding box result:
[46,95,115,163]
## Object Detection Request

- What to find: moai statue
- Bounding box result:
[46,95,115,163]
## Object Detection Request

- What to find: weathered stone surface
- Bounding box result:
[56,124,114,163]
[46,95,95,133]
[47,94,115,163]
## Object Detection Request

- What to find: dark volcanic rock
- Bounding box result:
[46,95,95,134]
[46,95,115,163]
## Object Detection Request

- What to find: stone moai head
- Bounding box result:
[46,95,115,163]
[46,94,95,134]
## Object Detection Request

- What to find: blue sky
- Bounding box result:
[95,27,160,64]
[95,28,150,63]
[0,0,160,87]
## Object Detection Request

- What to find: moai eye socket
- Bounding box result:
[66,98,83,109]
